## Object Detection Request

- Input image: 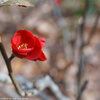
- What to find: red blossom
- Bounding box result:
[54,0,62,5]
[11,30,47,61]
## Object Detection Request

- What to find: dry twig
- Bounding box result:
[0,73,70,100]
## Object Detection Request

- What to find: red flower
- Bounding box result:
[54,0,62,5]
[11,30,47,61]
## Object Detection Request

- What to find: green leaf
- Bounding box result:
[0,0,34,7]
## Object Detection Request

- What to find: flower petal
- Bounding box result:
[38,37,46,48]
[37,51,47,61]
[11,30,35,48]
[24,37,42,60]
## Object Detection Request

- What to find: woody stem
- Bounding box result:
[0,36,24,96]
[9,53,15,62]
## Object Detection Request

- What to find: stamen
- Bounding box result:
[18,43,28,49]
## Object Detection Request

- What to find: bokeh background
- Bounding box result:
[0,0,100,100]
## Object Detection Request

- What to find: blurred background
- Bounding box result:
[0,0,100,100]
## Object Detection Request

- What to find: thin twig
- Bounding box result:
[77,0,89,89]
[77,4,100,100]
[85,12,100,46]
[0,36,24,96]
[0,40,12,73]
[50,0,70,59]
[76,80,88,100]
[9,53,15,62]
[77,0,89,100]
[77,5,100,100]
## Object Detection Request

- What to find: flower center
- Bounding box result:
[18,43,28,49]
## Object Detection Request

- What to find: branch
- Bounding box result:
[77,5,100,100]
[9,54,15,62]
[76,80,88,100]
[0,73,70,100]
[50,0,71,59]
[0,36,25,96]
[77,0,89,89]
[77,0,89,100]
[86,13,100,45]
[27,75,70,100]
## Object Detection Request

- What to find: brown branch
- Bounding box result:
[77,12,100,100]
[9,53,15,62]
[86,13,100,45]
[0,38,12,73]
[77,80,88,100]
[77,0,89,88]
[77,0,89,100]
[0,36,24,96]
